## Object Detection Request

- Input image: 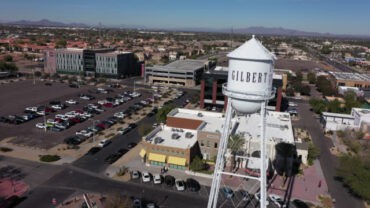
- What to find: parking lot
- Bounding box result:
[0,79,156,149]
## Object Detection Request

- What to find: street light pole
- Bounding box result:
[32,69,35,85]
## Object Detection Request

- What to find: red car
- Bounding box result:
[103,102,114,108]
[54,118,63,123]
[69,117,82,123]
[96,123,109,129]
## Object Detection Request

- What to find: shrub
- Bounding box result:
[39,155,61,162]
[117,166,129,176]
[107,133,115,138]
[0,147,13,152]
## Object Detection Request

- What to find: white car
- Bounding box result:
[25,107,38,112]
[35,123,47,129]
[76,129,93,137]
[153,174,162,184]
[269,194,284,207]
[142,172,151,183]
[46,119,57,125]
[98,100,108,105]
[175,180,185,191]
[114,112,125,119]
[51,105,62,110]
[98,139,111,148]
[132,171,140,179]
[66,99,78,105]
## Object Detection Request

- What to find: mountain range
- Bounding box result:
[1,19,369,38]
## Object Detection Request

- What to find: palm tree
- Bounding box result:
[228,134,245,171]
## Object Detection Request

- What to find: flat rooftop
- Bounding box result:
[352,108,370,117]
[322,112,354,119]
[150,59,208,72]
[144,125,198,149]
[235,111,295,144]
[168,108,224,133]
[330,72,370,82]
[144,109,295,149]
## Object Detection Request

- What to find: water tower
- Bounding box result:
[207,35,276,208]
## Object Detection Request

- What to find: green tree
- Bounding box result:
[321,45,332,54]
[343,91,361,113]
[286,87,295,96]
[316,76,335,96]
[327,99,342,113]
[4,55,13,62]
[227,134,245,170]
[0,61,18,72]
[309,98,327,114]
[34,71,42,77]
[190,156,205,171]
[55,39,67,48]
[307,72,316,84]
[337,155,370,201]
[155,104,174,123]
[307,143,320,165]
[300,84,311,96]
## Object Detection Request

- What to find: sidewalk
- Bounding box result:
[106,143,213,186]
[268,160,329,205]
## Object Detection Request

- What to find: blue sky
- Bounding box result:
[0,0,369,35]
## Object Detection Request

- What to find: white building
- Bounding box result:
[321,108,370,136]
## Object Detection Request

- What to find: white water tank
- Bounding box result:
[226,35,275,113]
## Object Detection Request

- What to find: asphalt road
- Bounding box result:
[291,96,364,208]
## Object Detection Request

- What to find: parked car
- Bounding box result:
[132,171,140,179]
[86,147,102,155]
[186,178,200,192]
[66,99,78,105]
[175,180,186,191]
[222,187,234,198]
[76,129,93,137]
[98,139,111,148]
[105,153,121,164]
[118,127,131,135]
[269,194,285,207]
[64,136,83,145]
[164,175,175,187]
[114,112,125,118]
[50,126,63,132]
[35,123,47,129]
[142,172,151,183]
[292,199,309,208]
[153,174,162,184]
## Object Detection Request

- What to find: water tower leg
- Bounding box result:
[207,98,234,208]
[260,101,267,207]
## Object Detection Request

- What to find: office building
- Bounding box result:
[330,72,370,89]
[47,48,140,78]
[145,59,209,87]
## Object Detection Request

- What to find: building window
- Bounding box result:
[214,143,218,148]
[200,141,204,146]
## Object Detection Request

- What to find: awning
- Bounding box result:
[167,156,186,166]
[148,153,166,163]
[139,149,146,158]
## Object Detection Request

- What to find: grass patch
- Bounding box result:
[39,154,61,162]
[0,147,13,152]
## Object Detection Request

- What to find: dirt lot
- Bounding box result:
[0,79,153,149]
